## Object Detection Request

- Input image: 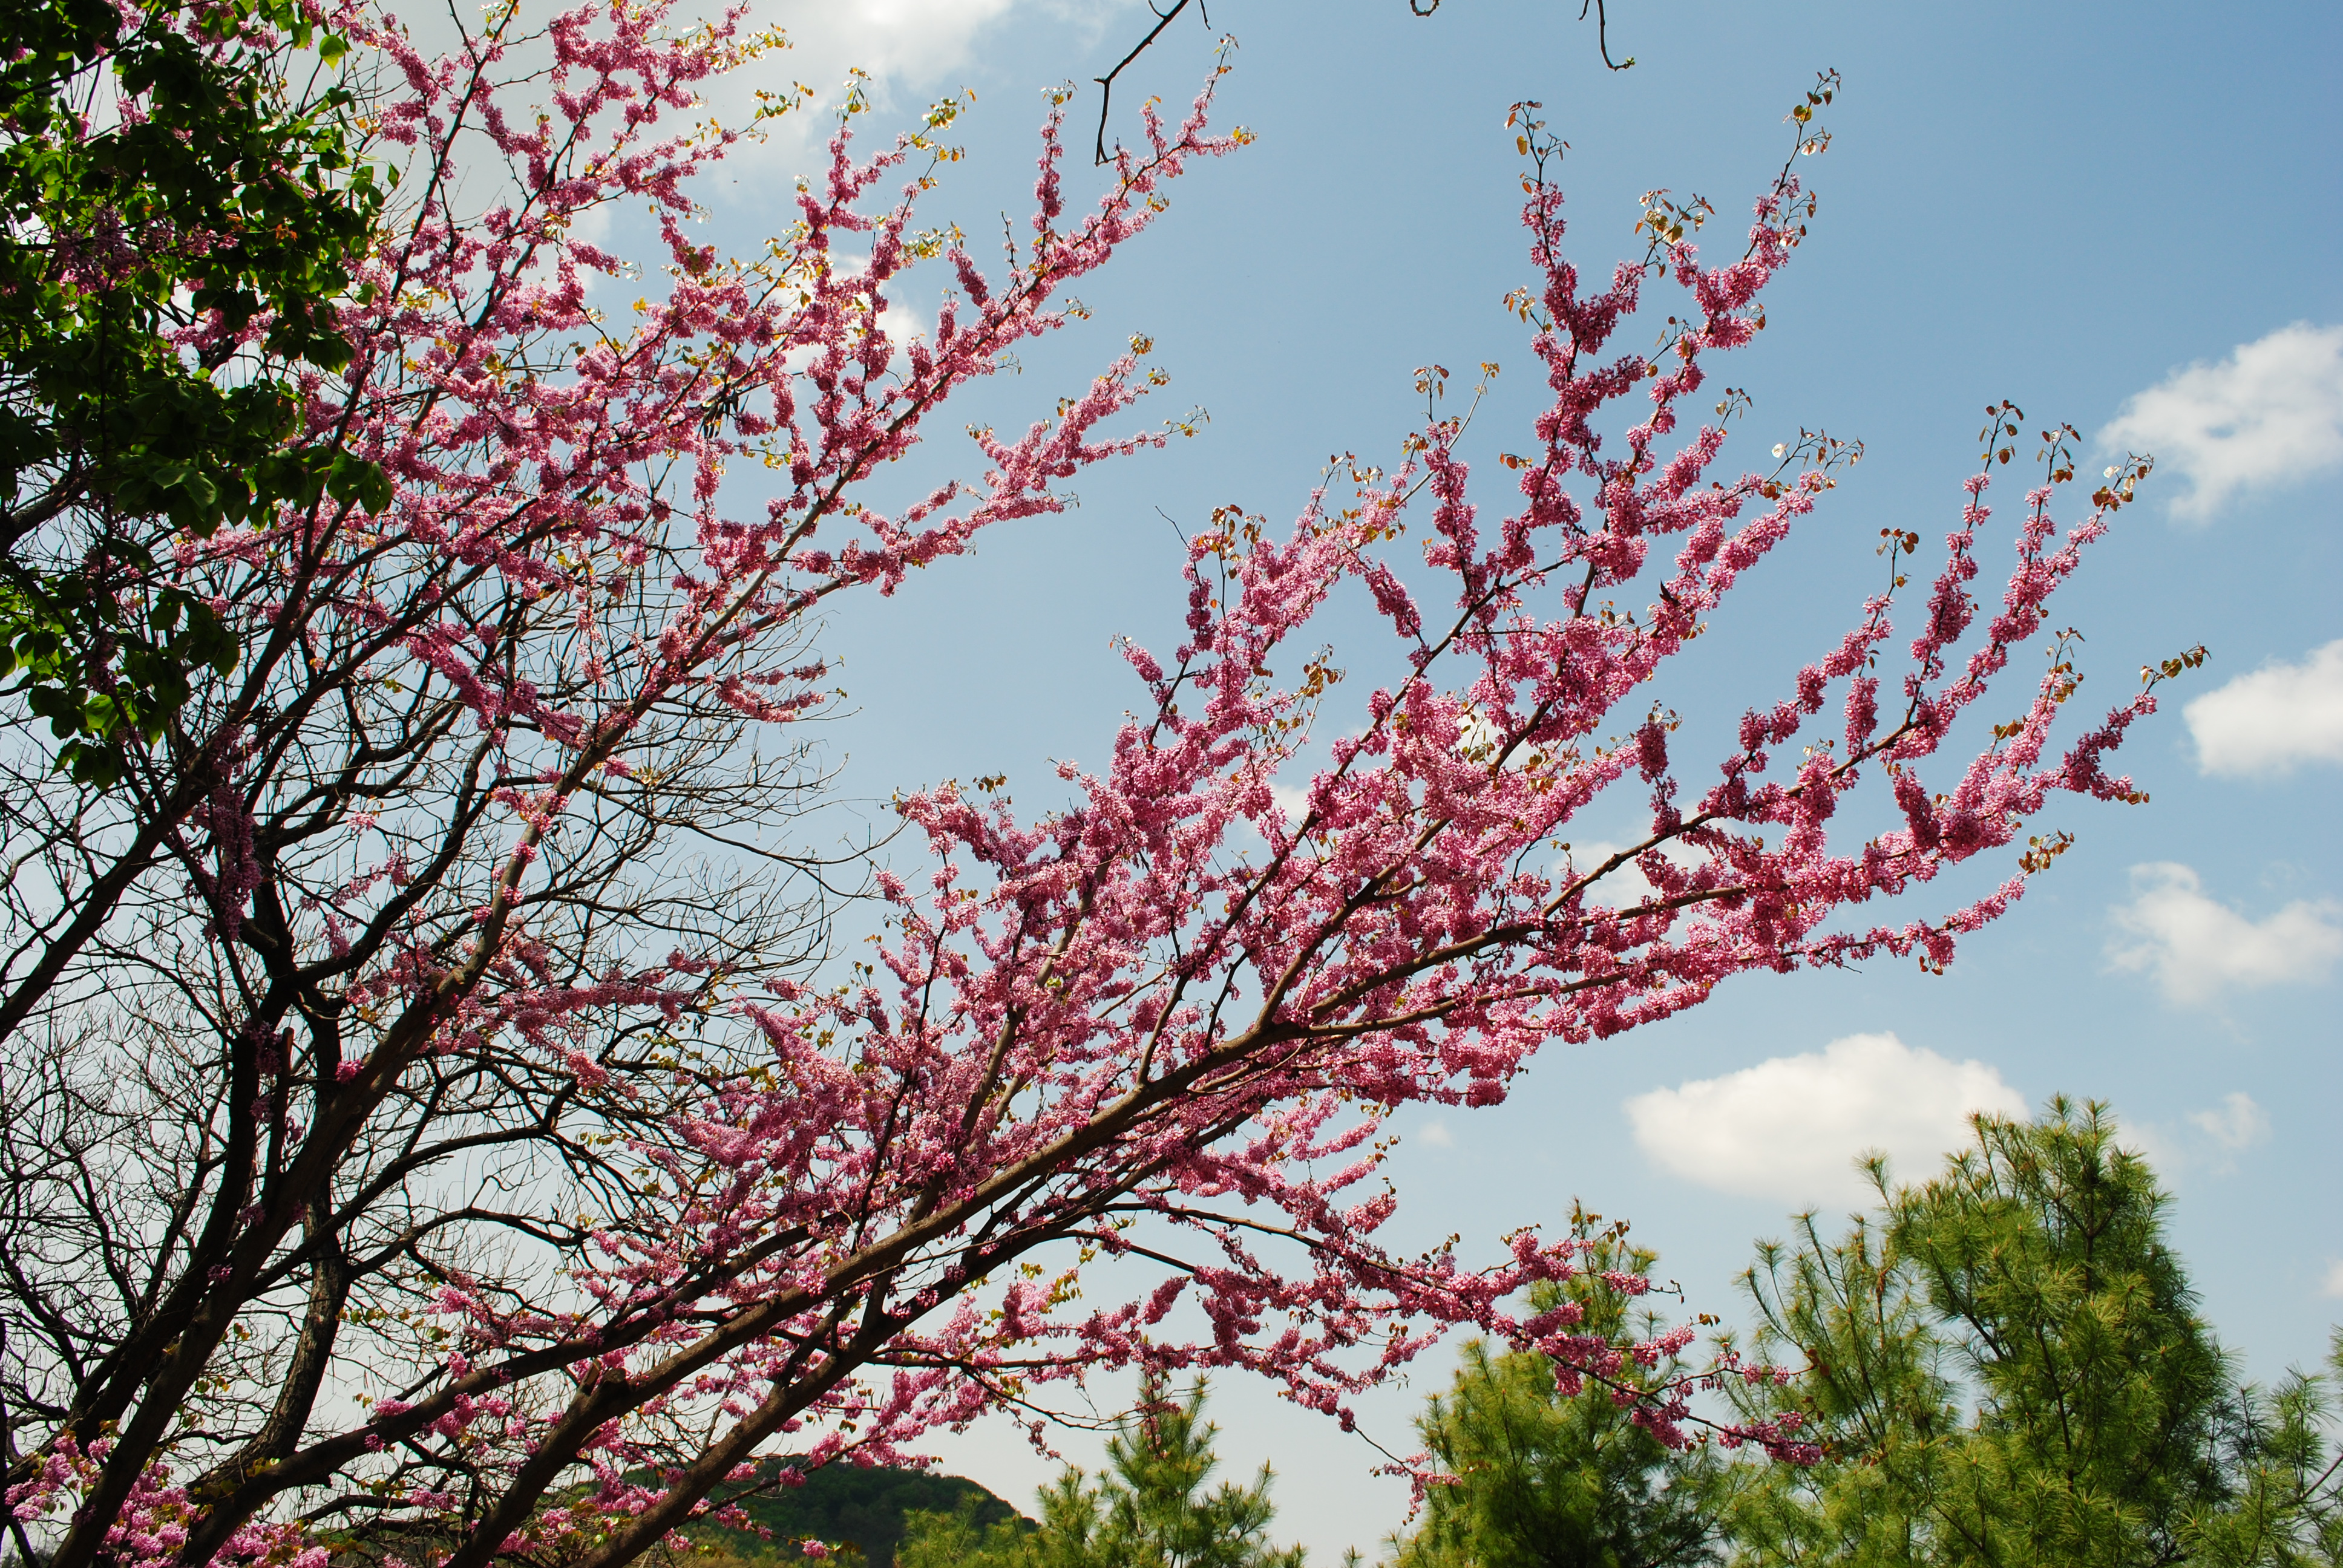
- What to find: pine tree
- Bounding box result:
[1392,1218,1726,1568]
[1720,1097,2343,1567]
[897,1379,1305,1568]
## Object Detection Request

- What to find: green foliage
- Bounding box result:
[0,0,384,781]
[1711,1203,1953,1568]
[1720,1096,2343,1567]
[897,1379,1305,1568]
[700,1465,1026,1568]
[1391,1215,1726,1568]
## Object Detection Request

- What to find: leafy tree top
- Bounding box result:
[1396,1214,1728,1568]
[1724,1099,2343,1567]
[0,0,384,780]
[899,1379,1303,1568]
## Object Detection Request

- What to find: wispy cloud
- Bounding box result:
[773,250,931,370]
[2119,1091,2273,1180]
[2096,322,2343,521]
[1624,1033,2027,1209]
[652,0,1131,193]
[759,0,1130,129]
[2185,639,2343,779]
[2186,1091,2272,1152]
[781,0,1021,88]
[1563,838,1702,910]
[2107,863,2343,1004]
[2326,1261,2343,1301]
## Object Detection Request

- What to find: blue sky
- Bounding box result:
[670,1,2343,1555]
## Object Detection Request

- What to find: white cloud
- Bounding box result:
[1564,838,1701,910]
[2326,1261,2343,1300]
[384,0,1129,212]
[790,0,1134,88]
[2109,1112,2183,1175]
[2096,322,2343,521]
[1417,1119,1454,1149]
[747,0,1129,155]
[2106,863,2343,1004]
[780,250,930,368]
[777,0,1018,93]
[1624,1033,2027,1208]
[2187,1091,2271,1152]
[2184,639,2343,778]
[2112,1092,2274,1181]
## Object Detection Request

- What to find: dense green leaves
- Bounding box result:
[1392,1224,1726,1568]
[0,0,382,782]
[897,1380,1305,1568]
[696,1466,1027,1568]
[1720,1099,2343,1567]
[1378,1105,2341,1567]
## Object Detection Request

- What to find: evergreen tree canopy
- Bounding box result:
[1391,1214,1725,1568]
[897,1380,1305,1568]
[1722,1097,2343,1567]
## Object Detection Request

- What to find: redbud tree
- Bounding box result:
[0,10,2187,1568]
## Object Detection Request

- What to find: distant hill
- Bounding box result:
[710,1466,1029,1568]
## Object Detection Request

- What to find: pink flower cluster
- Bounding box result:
[346,84,2153,1553]
[551,101,2157,1494]
[5,1439,326,1568]
[16,11,2169,1563]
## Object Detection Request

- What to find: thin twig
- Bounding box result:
[1578,0,1635,70]
[1093,1,1630,168]
[1093,0,1202,166]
